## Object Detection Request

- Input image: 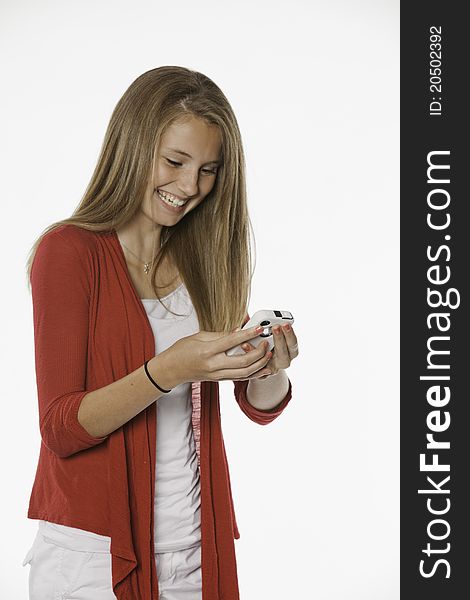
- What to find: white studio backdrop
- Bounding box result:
[1,0,399,598]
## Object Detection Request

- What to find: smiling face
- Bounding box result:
[144,114,223,225]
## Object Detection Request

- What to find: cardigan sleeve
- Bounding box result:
[232,312,293,425]
[233,378,292,425]
[30,230,109,458]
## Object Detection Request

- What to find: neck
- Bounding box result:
[116,210,162,259]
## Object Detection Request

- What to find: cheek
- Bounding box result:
[202,177,217,196]
[154,165,171,186]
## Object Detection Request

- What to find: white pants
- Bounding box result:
[22,521,202,600]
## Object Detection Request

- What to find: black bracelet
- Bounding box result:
[144,359,172,393]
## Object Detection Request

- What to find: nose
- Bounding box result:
[177,169,199,198]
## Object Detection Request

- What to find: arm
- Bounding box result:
[246,368,290,409]
[232,313,293,424]
[77,354,174,441]
[233,375,292,425]
[30,230,174,458]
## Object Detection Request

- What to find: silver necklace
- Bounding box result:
[119,239,153,275]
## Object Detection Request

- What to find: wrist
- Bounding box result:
[249,369,286,386]
[148,351,185,390]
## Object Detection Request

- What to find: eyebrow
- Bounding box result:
[164,147,222,165]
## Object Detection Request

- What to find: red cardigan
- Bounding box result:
[27,224,292,599]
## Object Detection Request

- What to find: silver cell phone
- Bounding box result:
[226,310,294,356]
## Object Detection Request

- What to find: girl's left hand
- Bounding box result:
[237,324,299,379]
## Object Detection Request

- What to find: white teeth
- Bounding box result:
[157,190,187,207]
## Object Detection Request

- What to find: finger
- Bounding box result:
[272,325,291,368]
[214,325,265,353]
[280,324,299,358]
[230,368,269,382]
[215,346,273,381]
[244,358,273,380]
[228,340,270,369]
[244,340,271,363]
[222,352,273,380]
[215,339,269,371]
[254,365,274,379]
[231,327,257,353]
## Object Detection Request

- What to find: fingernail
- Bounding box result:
[274,327,281,335]
[283,324,291,332]
[255,326,263,333]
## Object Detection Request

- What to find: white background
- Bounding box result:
[1,1,399,598]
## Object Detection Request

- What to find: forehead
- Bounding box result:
[160,116,222,160]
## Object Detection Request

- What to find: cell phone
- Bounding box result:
[226,310,294,356]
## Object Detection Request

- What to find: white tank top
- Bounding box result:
[40,282,201,554]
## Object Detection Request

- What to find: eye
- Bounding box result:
[165,157,217,175]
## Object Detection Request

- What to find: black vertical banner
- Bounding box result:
[401,3,469,599]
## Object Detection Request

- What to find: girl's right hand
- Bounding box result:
[160,326,273,387]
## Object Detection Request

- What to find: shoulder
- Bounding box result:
[41,224,101,251]
[33,225,111,281]
[31,226,106,295]
[36,224,114,262]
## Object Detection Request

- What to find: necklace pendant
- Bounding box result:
[144,262,150,274]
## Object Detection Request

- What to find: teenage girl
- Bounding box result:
[22,66,298,600]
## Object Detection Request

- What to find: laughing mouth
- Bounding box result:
[157,189,190,207]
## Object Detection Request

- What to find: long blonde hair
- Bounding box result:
[25,66,255,332]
